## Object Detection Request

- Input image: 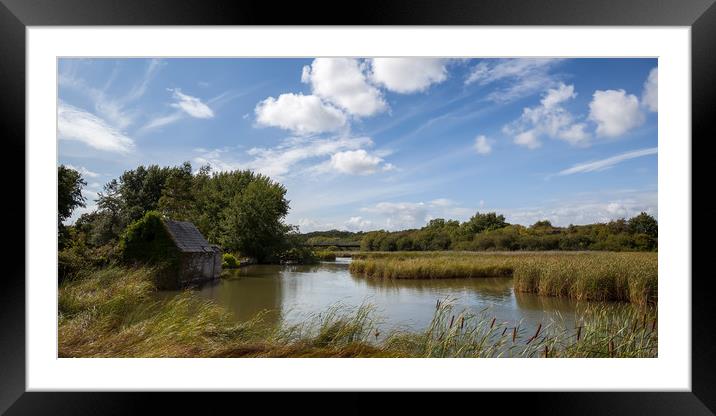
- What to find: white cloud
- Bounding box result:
[139,112,184,132]
[328,149,385,175]
[588,89,645,137]
[255,93,347,135]
[301,58,387,117]
[369,58,448,93]
[362,202,429,230]
[169,89,214,119]
[58,102,134,154]
[502,190,657,226]
[642,67,658,112]
[473,135,492,155]
[557,147,657,176]
[194,136,386,179]
[345,216,373,231]
[59,58,163,130]
[360,199,475,230]
[64,164,99,178]
[430,198,453,207]
[465,58,563,103]
[513,131,541,149]
[503,83,590,148]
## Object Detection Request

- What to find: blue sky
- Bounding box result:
[58,58,658,231]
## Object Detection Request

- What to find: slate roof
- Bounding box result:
[163,220,217,253]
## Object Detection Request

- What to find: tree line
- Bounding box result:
[304,211,658,252]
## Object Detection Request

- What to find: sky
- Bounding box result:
[57,58,658,231]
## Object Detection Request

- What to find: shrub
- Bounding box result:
[118,211,181,288]
[279,247,318,264]
[222,253,239,269]
[314,250,337,261]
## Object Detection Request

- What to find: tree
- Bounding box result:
[628,212,658,239]
[220,176,291,262]
[58,165,86,226]
[158,162,195,221]
[628,212,658,251]
[462,212,508,235]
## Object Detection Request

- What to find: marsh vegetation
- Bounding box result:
[59,265,656,358]
[349,251,657,306]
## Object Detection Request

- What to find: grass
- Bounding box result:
[59,265,657,358]
[349,251,657,306]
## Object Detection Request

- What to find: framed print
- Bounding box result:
[2,0,713,413]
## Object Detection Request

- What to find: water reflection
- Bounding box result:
[160,259,635,334]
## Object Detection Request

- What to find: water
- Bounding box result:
[167,257,618,334]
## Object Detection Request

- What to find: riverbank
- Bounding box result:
[349,251,657,306]
[59,265,657,358]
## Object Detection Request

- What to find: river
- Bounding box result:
[167,257,631,335]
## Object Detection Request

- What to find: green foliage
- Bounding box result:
[279,247,318,264]
[222,253,239,269]
[118,211,180,288]
[58,165,87,225]
[58,226,119,283]
[58,165,87,249]
[463,212,507,235]
[70,162,295,264]
[157,162,195,221]
[358,212,657,252]
[219,176,291,262]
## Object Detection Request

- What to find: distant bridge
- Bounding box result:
[303,242,361,249]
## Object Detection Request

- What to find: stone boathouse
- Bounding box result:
[163,220,222,287]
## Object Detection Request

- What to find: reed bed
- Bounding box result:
[59,266,656,358]
[384,299,657,358]
[512,252,657,306]
[349,251,657,305]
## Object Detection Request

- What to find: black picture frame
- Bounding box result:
[1,0,712,414]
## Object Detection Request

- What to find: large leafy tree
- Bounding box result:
[58,165,87,249]
[58,165,86,226]
[628,212,658,239]
[158,162,195,221]
[462,212,508,235]
[220,176,291,262]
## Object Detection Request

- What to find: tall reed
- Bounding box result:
[349,251,657,305]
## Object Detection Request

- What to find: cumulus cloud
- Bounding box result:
[502,190,657,226]
[369,58,448,93]
[362,202,429,230]
[345,216,373,231]
[642,67,658,112]
[503,83,590,148]
[360,199,474,230]
[194,136,391,179]
[473,135,493,155]
[465,58,563,103]
[254,93,347,135]
[301,58,387,117]
[588,89,645,137]
[557,147,657,175]
[169,89,214,118]
[329,149,385,175]
[58,102,134,153]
